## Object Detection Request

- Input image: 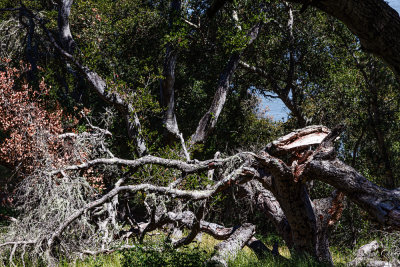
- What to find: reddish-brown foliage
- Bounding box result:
[0,59,105,189]
[0,60,64,173]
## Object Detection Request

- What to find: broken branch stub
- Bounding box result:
[265,125,330,156]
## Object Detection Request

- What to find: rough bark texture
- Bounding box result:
[251,182,293,248]
[257,126,335,259]
[208,223,255,267]
[304,158,400,229]
[312,191,345,265]
[255,126,347,263]
[269,167,318,256]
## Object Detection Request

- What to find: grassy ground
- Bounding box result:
[65,232,354,267]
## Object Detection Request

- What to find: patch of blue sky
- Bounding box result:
[386,0,400,14]
[257,1,400,122]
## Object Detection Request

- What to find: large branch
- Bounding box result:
[304,158,400,229]
[286,0,400,76]
[348,240,400,266]
[284,124,400,229]
[251,182,293,248]
[235,180,293,248]
[190,22,262,144]
[17,6,148,156]
[138,211,278,260]
[258,126,343,260]
[312,190,345,264]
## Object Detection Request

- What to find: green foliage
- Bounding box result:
[121,246,209,267]
[229,250,331,267]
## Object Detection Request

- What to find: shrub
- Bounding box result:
[121,245,209,267]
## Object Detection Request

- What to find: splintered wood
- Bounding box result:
[266,125,330,156]
[279,132,328,150]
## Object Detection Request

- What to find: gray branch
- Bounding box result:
[190,22,262,144]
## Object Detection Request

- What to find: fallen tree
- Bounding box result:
[1,123,399,266]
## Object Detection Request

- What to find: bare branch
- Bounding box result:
[17,5,148,155]
[348,240,400,267]
[49,153,249,176]
[0,240,36,248]
[304,158,400,229]
[57,0,75,54]
[182,18,199,28]
[46,163,257,253]
[190,22,262,144]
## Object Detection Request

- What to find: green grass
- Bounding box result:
[0,231,357,266]
[62,253,122,267]
[61,233,353,267]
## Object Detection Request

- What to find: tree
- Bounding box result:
[286,0,400,77]
[0,0,400,266]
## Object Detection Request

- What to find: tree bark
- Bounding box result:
[190,22,262,144]
[245,181,293,248]
[160,0,182,143]
[57,0,75,54]
[255,150,320,258]
[312,190,345,265]
[208,223,255,267]
[304,158,400,229]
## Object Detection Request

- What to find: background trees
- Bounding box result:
[0,0,400,266]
